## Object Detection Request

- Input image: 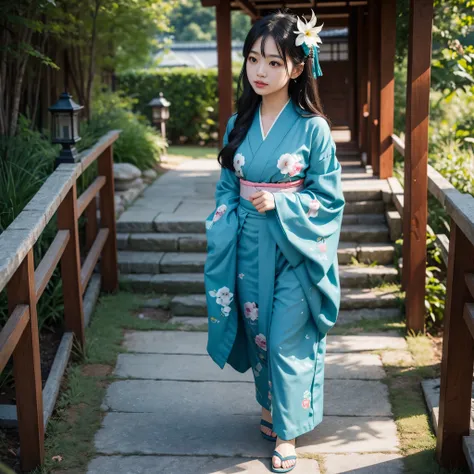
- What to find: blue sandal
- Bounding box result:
[271,450,297,473]
[260,419,277,442]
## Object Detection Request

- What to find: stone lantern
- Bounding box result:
[48,91,84,165]
[148,92,171,139]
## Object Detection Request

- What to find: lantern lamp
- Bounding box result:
[148,92,171,139]
[48,91,84,165]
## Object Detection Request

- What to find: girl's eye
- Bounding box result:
[249,56,257,63]
[270,61,281,67]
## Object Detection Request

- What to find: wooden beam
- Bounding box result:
[348,6,357,141]
[77,176,106,217]
[378,0,396,179]
[402,0,434,333]
[235,0,259,19]
[34,230,70,300]
[0,305,29,373]
[80,228,109,293]
[216,0,233,146]
[8,250,44,470]
[437,222,474,469]
[368,0,381,174]
[356,8,368,153]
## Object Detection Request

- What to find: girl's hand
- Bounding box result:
[249,191,275,213]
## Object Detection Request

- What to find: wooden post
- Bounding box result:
[98,144,118,292]
[436,223,474,468]
[8,250,44,471]
[378,0,396,179]
[368,0,381,174]
[58,183,86,347]
[357,7,368,154]
[216,0,233,146]
[402,0,434,333]
[348,7,357,142]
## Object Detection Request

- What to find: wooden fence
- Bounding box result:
[391,133,474,470]
[0,130,120,471]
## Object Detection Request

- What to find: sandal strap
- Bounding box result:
[260,419,274,429]
[272,451,297,462]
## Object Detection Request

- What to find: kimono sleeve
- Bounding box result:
[272,117,345,335]
[204,114,245,369]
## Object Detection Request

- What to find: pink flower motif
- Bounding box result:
[288,162,304,177]
[244,302,258,321]
[255,333,267,351]
[307,199,320,218]
[302,399,310,409]
[318,242,327,252]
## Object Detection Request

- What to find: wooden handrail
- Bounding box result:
[0,130,120,471]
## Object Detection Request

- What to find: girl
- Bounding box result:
[204,9,345,473]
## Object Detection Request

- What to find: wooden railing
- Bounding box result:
[391,133,474,469]
[0,130,119,471]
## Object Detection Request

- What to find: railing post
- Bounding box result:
[85,198,98,253]
[436,222,474,469]
[58,182,86,347]
[402,0,434,333]
[7,250,44,471]
[97,144,118,292]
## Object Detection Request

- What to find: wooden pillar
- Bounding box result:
[348,7,357,142]
[402,0,434,333]
[378,0,396,179]
[436,223,474,469]
[58,183,86,347]
[216,0,233,146]
[357,8,368,153]
[368,0,381,174]
[8,251,45,470]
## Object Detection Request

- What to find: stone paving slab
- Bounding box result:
[117,209,160,232]
[114,353,385,381]
[123,331,406,355]
[87,455,320,474]
[95,411,398,456]
[324,454,404,473]
[104,378,391,417]
[117,251,164,274]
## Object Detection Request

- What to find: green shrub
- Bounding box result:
[116,67,241,144]
[80,90,167,170]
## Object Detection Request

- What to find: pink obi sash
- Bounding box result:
[239,178,304,201]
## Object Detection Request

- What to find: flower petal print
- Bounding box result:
[244,302,259,321]
[307,198,320,218]
[221,305,231,317]
[212,204,227,222]
[277,153,302,176]
[238,273,245,280]
[255,333,267,351]
[302,398,310,409]
[234,153,245,178]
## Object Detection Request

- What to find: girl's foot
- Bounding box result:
[272,437,296,471]
[261,407,277,439]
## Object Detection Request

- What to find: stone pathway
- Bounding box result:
[87,330,406,473]
[86,151,407,473]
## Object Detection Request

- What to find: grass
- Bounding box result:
[167,145,218,159]
[24,291,189,474]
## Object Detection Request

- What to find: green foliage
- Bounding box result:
[80,90,167,170]
[168,0,251,42]
[117,68,241,144]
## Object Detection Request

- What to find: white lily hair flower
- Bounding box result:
[294,10,323,48]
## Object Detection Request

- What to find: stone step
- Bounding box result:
[118,243,396,274]
[119,231,394,257]
[168,286,400,318]
[120,265,398,294]
[345,200,385,214]
[119,211,386,234]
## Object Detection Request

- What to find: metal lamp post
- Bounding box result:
[148,92,170,139]
[48,91,84,165]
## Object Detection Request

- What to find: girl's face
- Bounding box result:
[246,35,303,97]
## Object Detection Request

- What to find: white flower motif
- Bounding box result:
[244,302,259,321]
[307,199,320,218]
[238,273,245,280]
[294,10,323,48]
[255,333,267,351]
[209,286,234,308]
[213,204,227,222]
[234,153,245,178]
[277,153,303,177]
[222,305,231,317]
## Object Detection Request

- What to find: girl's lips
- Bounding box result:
[254,81,268,88]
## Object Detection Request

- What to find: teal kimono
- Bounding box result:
[204,98,345,440]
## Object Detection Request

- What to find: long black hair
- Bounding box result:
[218,9,330,171]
